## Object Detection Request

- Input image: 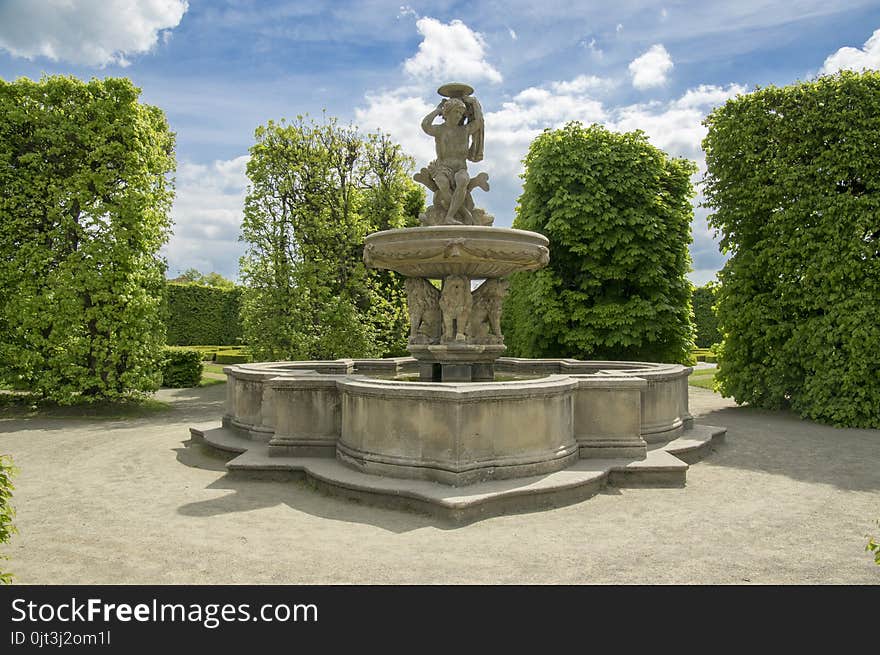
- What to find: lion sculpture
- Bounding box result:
[439,275,472,342]
[405,278,441,344]
[467,278,509,344]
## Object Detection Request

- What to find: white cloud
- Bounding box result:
[355,89,437,165]
[583,38,603,58]
[164,155,249,280]
[0,0,188,67]
[672,84,746,110]
[551,75,614,94]
[404,17,503,84]
[629,44,674,89]
[610,83,745,171]
[508,27,518,41]
[820,27,880,74]
[397,5,417,19]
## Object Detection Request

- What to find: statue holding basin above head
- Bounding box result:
[414,83,493,227]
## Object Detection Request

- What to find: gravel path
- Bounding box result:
[1,384,878,584]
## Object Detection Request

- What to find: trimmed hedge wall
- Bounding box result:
[160,348,203,388]
[214,352,251,364]
[703,71,880,428]
[692,283,721,348]
[165,283,243,346]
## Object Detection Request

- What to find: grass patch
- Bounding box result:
[688,369,717,391]
[199,376,226,387]
[203,364,227,375]
[0,392,171,419]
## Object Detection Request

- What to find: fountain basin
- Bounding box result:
[218,357,694,486]
[363,225,550,278]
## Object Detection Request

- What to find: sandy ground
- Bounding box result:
[1,383,878,584]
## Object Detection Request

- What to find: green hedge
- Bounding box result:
[703,71,880,428]
[214,352,252,364]
[165,283,243,346]
[503,122,696,364]
[160,348,203,388]
[692,283,721,348]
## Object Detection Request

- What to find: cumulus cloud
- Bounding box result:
[404,17,503,84]
[164,155,249,280]
[612,84,746,163]
[551,75,615,94]
[820,27,880,74]
[0,0,188,67]
[628,44,674,89]
[355,89,437,165]
[672,84,746,109]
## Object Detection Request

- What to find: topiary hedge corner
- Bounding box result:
[214,352,252,365]
[160,348,203,388]
[164,283,243,346]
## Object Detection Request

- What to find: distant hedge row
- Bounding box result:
[160,348,202,388]
[165,283,243,346]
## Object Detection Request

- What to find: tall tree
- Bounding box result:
[503,122,696,363]
[0,76,175,402]
[703,71,880,428]
[239,116,421,361]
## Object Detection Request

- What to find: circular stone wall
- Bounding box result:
[221,357,693,486]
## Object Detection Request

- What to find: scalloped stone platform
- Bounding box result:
[189,356,726,523]
[190,422,725,524]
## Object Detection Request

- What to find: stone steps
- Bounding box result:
[188,422,726,524]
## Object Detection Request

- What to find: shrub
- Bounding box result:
[503,122,696,363]
[214,352,252,365]
[160,348,203,388]
[164,283,243,346]
[703,71,880,428]
[0,76,175,404]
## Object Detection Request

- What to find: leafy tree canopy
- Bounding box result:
[503,122,696,363]
[703,70,880,428]
[0,75,175,403]
[239,114,422,361]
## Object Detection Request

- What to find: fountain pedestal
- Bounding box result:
[409,343,506,381]
[363,225,550,380]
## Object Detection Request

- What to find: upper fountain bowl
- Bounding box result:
[363,225,550,278]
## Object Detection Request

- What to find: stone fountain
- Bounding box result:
[189,83,726,522]
[364,83,548,382]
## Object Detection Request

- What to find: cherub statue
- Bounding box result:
[414,84,493,226]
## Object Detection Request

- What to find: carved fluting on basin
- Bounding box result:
[362,226,550,279]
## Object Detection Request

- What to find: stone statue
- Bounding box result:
[405,278,441,344]
[468,278,509,344]
[439,275,472,342]
[414,83,493,227]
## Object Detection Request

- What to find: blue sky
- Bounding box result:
[2,1,880,285]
